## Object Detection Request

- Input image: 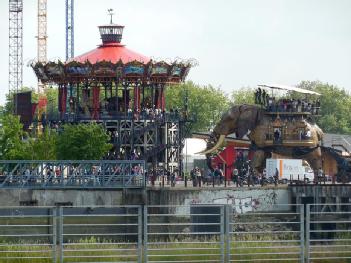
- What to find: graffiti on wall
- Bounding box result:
[188,190,279,213]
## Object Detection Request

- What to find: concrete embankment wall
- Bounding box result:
[2,185,351,207]
[0,189,125,206]
[0,187,289,207]
[147,187,289,207]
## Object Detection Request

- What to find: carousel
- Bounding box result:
[31,15,194,174]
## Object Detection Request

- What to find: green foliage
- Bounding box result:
[231,87,255,105]
[44,87,59,119]
[298,81,351,134]
[0,114,30,160]
[56,123,112,160]
[165,81,230,133]
[27,129,57,160]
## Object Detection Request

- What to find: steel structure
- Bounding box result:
[37,0,47,93]
[8,0,23,95]
[31,17,194,175]
[65,0,74,60]
[0,160,145,189]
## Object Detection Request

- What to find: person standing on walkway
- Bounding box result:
[232,168,239,187]
[195,167,202,187]
[274,168,279,186]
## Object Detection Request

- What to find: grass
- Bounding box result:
[1,235,350,263]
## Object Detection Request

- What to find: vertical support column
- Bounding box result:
[160,85,165,111]
[76,83,79,115]
[306,204,310,263]
[225,205,231,262]
[137,206,142,263]
[143,205,148,263]
[300,204,305,263]
[9,0,23,95]
[115,81,119,115]
[37,0,47,93]
[123,85,130,115]
[134,86,140,113]
[92,86,100,120]
[52,207,57,263]
[220,205,225,263]
[59,85,67,119]
[65,0,74,60]
[59,206,64,263]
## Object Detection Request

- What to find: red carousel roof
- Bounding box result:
[70,20,150,64]
[72,43,150,64]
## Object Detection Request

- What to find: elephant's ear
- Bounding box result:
[236,106,263,138]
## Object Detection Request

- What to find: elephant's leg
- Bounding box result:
[303,147,322,182]
[251,150,268,174]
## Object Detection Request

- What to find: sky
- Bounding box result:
[1,0,351,104]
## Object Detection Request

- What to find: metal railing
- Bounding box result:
[145,205,225,262]
[307,203,351,262]
[0,160,145,189]
[228,204,304,262]
[0,204,351,262]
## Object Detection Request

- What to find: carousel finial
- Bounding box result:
[108,8,114,24]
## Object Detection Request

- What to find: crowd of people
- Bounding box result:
[255,88,321,115]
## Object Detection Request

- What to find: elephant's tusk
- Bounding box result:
[197,135,226,155]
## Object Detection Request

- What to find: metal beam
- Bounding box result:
[37,0,47,93]
[65,0,74,60]
[8,0,23,95]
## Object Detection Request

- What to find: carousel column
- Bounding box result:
[114,81,119,115]
[58,84,67,120]
[122,84,130,116]
[76,83,80,116]
[92,85,100,120]
[160,84,165,112]
[134,85,141,116]
[81,86,89,117]
[154,84,161,109]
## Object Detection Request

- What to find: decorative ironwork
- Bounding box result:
[31,60,194,84]
[0,160,145,189]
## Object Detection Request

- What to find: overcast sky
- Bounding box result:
[1,0,351,104]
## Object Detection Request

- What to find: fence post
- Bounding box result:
[225,204,231,263]
[138,206,143,263]
[143,205,148,263]
[59,206,64,263]
[300,204,305,263]
[220,205,225,263]
[52,207,57,263]
[306,204,310,263]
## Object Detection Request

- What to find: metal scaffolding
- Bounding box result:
[8,0,23,94]
[65,0,74,60]
[37,0,47,93]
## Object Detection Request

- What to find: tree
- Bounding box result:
[0,114,30,160]
[165,81,230,133]
[231,87,255,105]
[56,123,112,160]
[27,129,57,160]
[43,87,59,119]
[297,81,351,134]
